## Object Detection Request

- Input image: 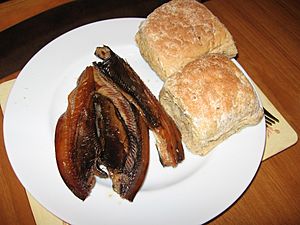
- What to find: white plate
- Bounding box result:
[3,18,265,225]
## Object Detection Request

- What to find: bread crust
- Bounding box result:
[135,0,238,81]
[159,54,263,155]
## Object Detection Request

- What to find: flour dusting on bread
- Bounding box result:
[135,0,262,156]
[135,0,238,81]
[159,54,263,155]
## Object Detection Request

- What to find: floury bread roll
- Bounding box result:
[135,0,238,81]
[159,54,263,155]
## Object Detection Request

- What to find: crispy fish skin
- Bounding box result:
[94,46,184,167]
[55,66,100,200]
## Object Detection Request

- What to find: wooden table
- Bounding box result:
[0,0,299,224]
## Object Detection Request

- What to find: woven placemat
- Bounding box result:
[0,79,298,225]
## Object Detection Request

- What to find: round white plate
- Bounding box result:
[3,18,265,225]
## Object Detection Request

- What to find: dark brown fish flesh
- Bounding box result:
[93,67,149,201]
[55,67,99,200]
[94,46,184,167]
[55,46,184,202]
[55,66,150,201]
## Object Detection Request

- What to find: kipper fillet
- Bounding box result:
[94,46,184,167]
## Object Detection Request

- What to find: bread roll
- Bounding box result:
[135,0,238,81]
[159,54,263,155]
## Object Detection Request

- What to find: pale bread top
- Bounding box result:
[160,54,263,154]
[135,0,238,81]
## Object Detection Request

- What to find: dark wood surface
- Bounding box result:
[0,0,299,224]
